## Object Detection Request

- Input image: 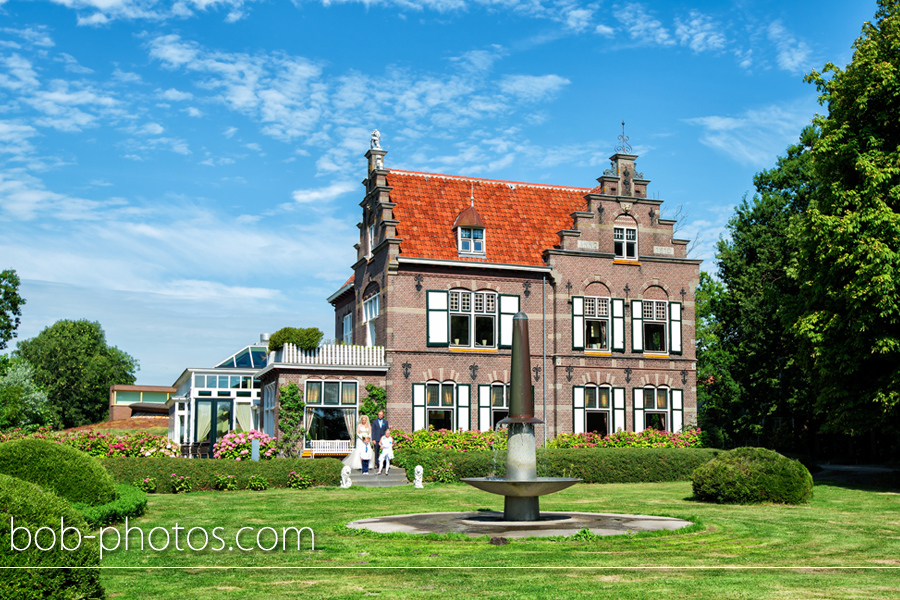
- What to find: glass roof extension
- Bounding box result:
[216,344,269,369]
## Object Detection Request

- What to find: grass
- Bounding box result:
[99,480,900,599]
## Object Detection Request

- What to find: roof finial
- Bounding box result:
[470,183,475,207]
[616,121,632,154]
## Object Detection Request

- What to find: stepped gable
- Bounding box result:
[386,169,591,267]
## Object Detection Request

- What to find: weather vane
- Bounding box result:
[615,121,632,153]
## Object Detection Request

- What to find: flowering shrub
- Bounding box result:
[431,460,456,484]
[170,473,192,493]
[392,427,507,452]
[287,471,312,489]
[213,473,238,491]
[134,476,157,493]
[546,428,704,449]
[0,427,180,457]
[212,430,277,460]
[247,475,268,491]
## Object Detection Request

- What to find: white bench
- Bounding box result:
[307,440,353,458]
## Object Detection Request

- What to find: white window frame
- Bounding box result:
[458,227,485,255]
[583,384,612,435]
[425,381,456,431]
[614,226,637,260]
[642,300,668,354]
[489,382,510,429]
[367,223,376,257]
[449,290,497,349]
[583,296,611,351]
[342,313,353,345]
[641,386,670,432]
[362,294,380,347]
[262,382,277,437]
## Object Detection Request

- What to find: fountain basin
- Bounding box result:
[461,477,581,497]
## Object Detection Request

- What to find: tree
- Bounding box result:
[0,269,25,351]
[360,383,387,423]
[15,320,138,428]
[800,0,900,434]
[0,359,59,430]
[276,382,306,458]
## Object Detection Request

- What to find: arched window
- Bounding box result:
[362,284,380,347]
[614,214,637,260]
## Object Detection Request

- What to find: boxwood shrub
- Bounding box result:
[394,447,720,483]
[0,474,104,600]
[691,446,814,504]
[73,484,148,529]
[0,438,116,506]
[99,457,342,492]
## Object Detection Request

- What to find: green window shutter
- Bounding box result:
[611,298,625,352]
[478,385,491,431]
[457,384,471,431]
[671,388,684,433]
[572,386,585,434]
[633,387,645,432]
[631,300,644,353]
[412,383,426,431]
[498,295,520,349]
[612,387,626,432]
[572,296,584,351]
[670,302,683,355]
[426,290,449,347]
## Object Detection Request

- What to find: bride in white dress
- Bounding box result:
[342,414,371,471]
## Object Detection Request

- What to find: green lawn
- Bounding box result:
[100,481,900,599]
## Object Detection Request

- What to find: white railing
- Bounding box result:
[308,440,354,456]
[274,343,386,367]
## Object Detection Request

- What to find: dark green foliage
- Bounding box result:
[99,456,342,492]
[267,327,324,352]
[277,382,305,458]
[360,384,387,422]
[14,319,138,428]
[394,448,720,483]
[0,269,25,351]
[0,474,104,599]
[0,438,116,506]
[72,484,147,529]
[691,447,813,505]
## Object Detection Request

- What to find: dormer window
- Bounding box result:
[459,227,485,254]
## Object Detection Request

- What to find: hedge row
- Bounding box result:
[99,457,343,492]
[73,484,148,529]
[394,447,721,484]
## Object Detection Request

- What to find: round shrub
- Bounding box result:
[0,474,104,599]
[691,446,813,504]
[0,438,116,506]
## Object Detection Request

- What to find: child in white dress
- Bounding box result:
[377,429,394,475]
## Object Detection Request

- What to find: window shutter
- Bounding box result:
[572,386,585,434]
[670,302,683,355]
[671,389,684,433]
[412,383,426,431]
[457,384,471,431]
[631,300,644,353]
[611,298,625,352]
[612,387,626,432]
[572,296,584,351]
[426,290,449,347]
[499,295,520,349]
[633,388,645,432]
[478,385,491,430]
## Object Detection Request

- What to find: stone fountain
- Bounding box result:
[461,312,579,521]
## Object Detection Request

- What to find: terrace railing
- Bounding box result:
[272,343,387,368]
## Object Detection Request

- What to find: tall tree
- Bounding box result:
[0,269,25,351]
[0,359,59,430]
[800,0,900,434]
[15,320,138,428]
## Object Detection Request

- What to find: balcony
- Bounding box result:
[269,343,387,368]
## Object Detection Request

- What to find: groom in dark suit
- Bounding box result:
[371,410,388,468]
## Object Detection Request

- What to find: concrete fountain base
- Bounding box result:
[346,511,692,539]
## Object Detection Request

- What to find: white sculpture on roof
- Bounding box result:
[370,129,381,150]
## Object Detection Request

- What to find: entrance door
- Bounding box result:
[195,399,233,456]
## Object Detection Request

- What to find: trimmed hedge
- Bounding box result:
[0,474,104,599]
[691,446,814,505]
[73,484,148,529]
[394,447,720,483]
[0,438,116,506]
[99,457,342,492]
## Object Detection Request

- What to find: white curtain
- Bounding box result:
[196,402,211,444]
[235,402,253,432]
[342,408,356,440]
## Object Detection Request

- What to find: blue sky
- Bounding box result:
[0,0,876,385]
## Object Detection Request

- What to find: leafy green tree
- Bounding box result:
[267,327,324,352]
[800,0,900,434]
[276,382,306,458]
[0,359,59,430]
[0,269,25,351]
[15,320,138,428]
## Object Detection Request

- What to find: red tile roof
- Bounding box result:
[387,170,591,267]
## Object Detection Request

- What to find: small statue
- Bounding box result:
[340,465,352,488]
[414,465,424,489]
[370,129,381,150]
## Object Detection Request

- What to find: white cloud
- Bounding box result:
[675,11,726,53]
[113,68,142,83]
[160,87,193,101]
[0,168,123,221]
[0,26,54,48]
[594,24,614,37]
[56,53,94,74]
[616,4,674,46]
[184,106,203,117]
[498,74,570,102]
[291,180,357,205]
[223,126,238,138]
[0,121,39,158]
[768,20,813,74]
